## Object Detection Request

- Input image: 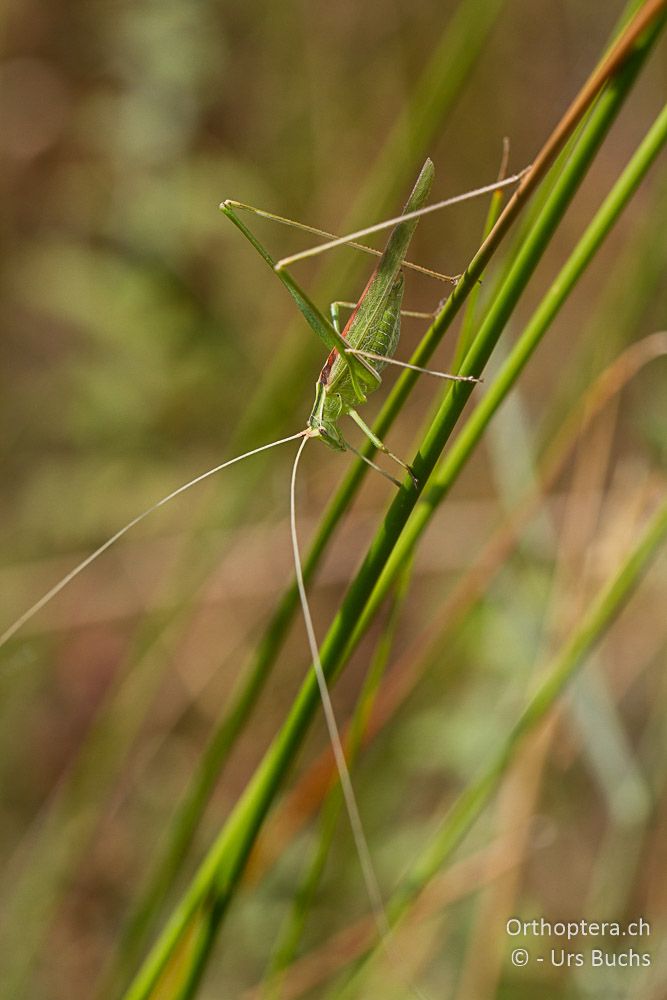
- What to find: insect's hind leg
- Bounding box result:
[276,167,530,271]
[348,409,418,487]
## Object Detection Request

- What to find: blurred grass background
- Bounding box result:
[0,1,666,998]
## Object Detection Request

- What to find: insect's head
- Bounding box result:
[306,381,346,451]
[305,415,346,452]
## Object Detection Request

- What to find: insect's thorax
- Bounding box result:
[307,272,404,451]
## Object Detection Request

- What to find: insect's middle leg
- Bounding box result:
[348,409,418,486]
[330,301,344,333]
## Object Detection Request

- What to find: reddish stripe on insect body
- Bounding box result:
[318,268,378,386]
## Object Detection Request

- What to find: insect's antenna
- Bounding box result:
[0,431,307,652]
[290,437,390,928]
[290,441,431,999]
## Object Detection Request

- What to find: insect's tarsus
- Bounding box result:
[344,441,405,489]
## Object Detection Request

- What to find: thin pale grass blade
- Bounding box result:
[452,139,512,368]
[541,171,667,447]
[571,664,652,823]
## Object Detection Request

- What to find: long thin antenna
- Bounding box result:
[0,431,306,652]
[290,436,389,933]
[289,439,431,999]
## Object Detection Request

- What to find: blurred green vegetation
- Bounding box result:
[0,1,666,998]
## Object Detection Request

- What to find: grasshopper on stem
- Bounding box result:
[1,157,526,997]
